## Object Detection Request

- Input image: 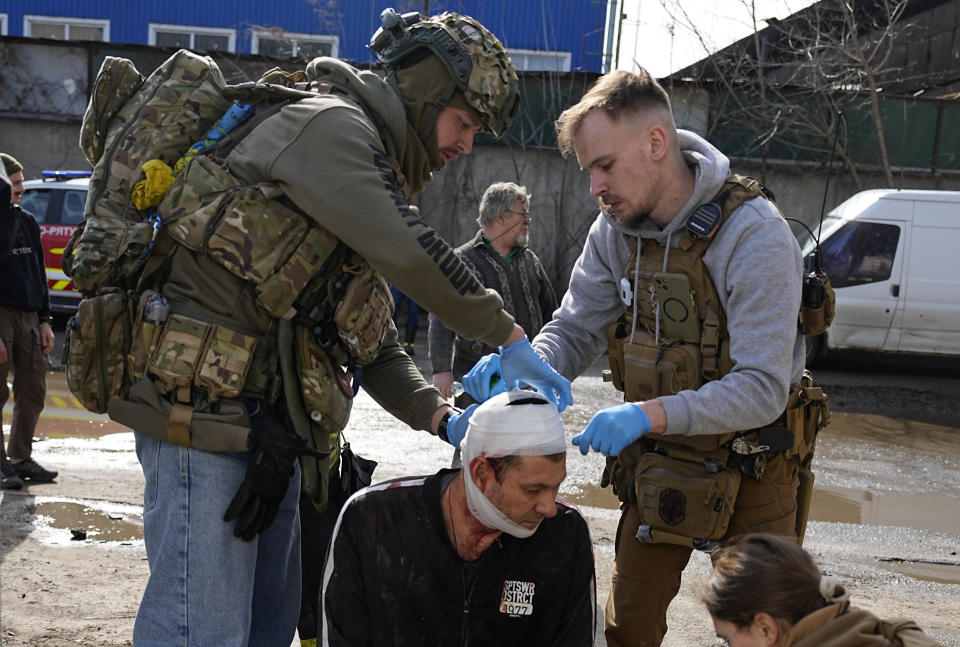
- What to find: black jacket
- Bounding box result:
[0,205,51,319]
[321,469,596,647]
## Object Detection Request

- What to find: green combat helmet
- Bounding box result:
[369,8,520,139]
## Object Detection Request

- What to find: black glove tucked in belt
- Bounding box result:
[224,410,321,541]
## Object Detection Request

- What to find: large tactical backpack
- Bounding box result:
[61,50,236,415]
[66,50,233,293]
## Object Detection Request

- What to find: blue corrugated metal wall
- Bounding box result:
[3,0,607,71]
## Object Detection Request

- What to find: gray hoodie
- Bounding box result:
[533,130,805,437]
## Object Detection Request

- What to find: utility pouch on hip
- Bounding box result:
[107,377,251,451]
[297,325,353,445]
[333,261,393,364]
[295,325,351,512]
[783,370,830,542]
[634,452,741,542]
[63,289,134,414]
[621,330,702,402]
[784,370,830,463]
[147,312,258,402]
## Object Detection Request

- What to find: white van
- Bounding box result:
[798,189,960,362]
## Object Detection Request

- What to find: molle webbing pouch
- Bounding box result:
[332,260,394,365]
[617,329,703,403]
[63,289,134,413]
[296,325,352,466]
[147,312,258,403]
[634,452,741,542]
[159,154,341,320]
[798,276,836,337]
[784,370,830,462]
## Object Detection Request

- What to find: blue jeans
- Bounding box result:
[134,433,301,647]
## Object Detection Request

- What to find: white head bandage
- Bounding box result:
[461,389,567,538]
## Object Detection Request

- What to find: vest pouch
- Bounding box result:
[606,320,629,392]
[160,154,239,251]
[622,331,702,402]
[296,325,353,443]
[333,261,394,364]
[296,325,353,512]
[208,182,332,319]
[634,452,741,541]
[148,313,210,396]
[147,313,258,403]
[63,289,134,413]
[65,215,157,295]
[107,377,251,451]
[128,290,168,382]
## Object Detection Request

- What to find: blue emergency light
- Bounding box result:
[41,170,92,180]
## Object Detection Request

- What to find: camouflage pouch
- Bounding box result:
[63,289,134,413]
[634,452,741,542]
[333,261,394,364]
[79,57,144,165]
[63,215,157,294]
[161,156,341,320]
[148,313,210,396]
[147,313,258,402]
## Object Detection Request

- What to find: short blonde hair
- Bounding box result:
[555,68,672,158]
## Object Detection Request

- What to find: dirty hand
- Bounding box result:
[462,354,508,402]
[433,371,455,400]
[444,403,480,449]
[499,338,573,412]
[40,322,55,356]
[572,403,650,456]
[224,412,315,541]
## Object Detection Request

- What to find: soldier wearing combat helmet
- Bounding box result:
[112,8,572,647]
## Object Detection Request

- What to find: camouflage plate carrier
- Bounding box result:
[62,50,395,512]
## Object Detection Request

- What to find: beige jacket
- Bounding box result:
[781,603,943,647]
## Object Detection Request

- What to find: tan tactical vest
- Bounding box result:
[606,175,768,454]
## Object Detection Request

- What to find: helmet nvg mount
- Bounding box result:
[369,8,520,138]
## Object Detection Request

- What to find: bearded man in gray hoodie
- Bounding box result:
[465,68,810,647]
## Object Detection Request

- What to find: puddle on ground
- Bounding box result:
[27,500,143,543]
[809,485,960,534]
[882,560,960,586]
[561,481,621,510]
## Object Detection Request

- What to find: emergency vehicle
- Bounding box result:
[19,170,89,315]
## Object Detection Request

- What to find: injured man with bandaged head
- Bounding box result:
[319,389,597,647]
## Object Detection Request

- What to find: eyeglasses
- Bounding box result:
[503,209,532,222]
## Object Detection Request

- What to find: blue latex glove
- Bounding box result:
[572,403,651,456]
[499,338,574,412]
[462,354,509,402]
[445,403,480,449]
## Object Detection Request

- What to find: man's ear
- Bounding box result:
[469,456,491,492]
[648,125,668,162]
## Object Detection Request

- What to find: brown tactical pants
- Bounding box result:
[0,306,50,461]
[604,451,800,647]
